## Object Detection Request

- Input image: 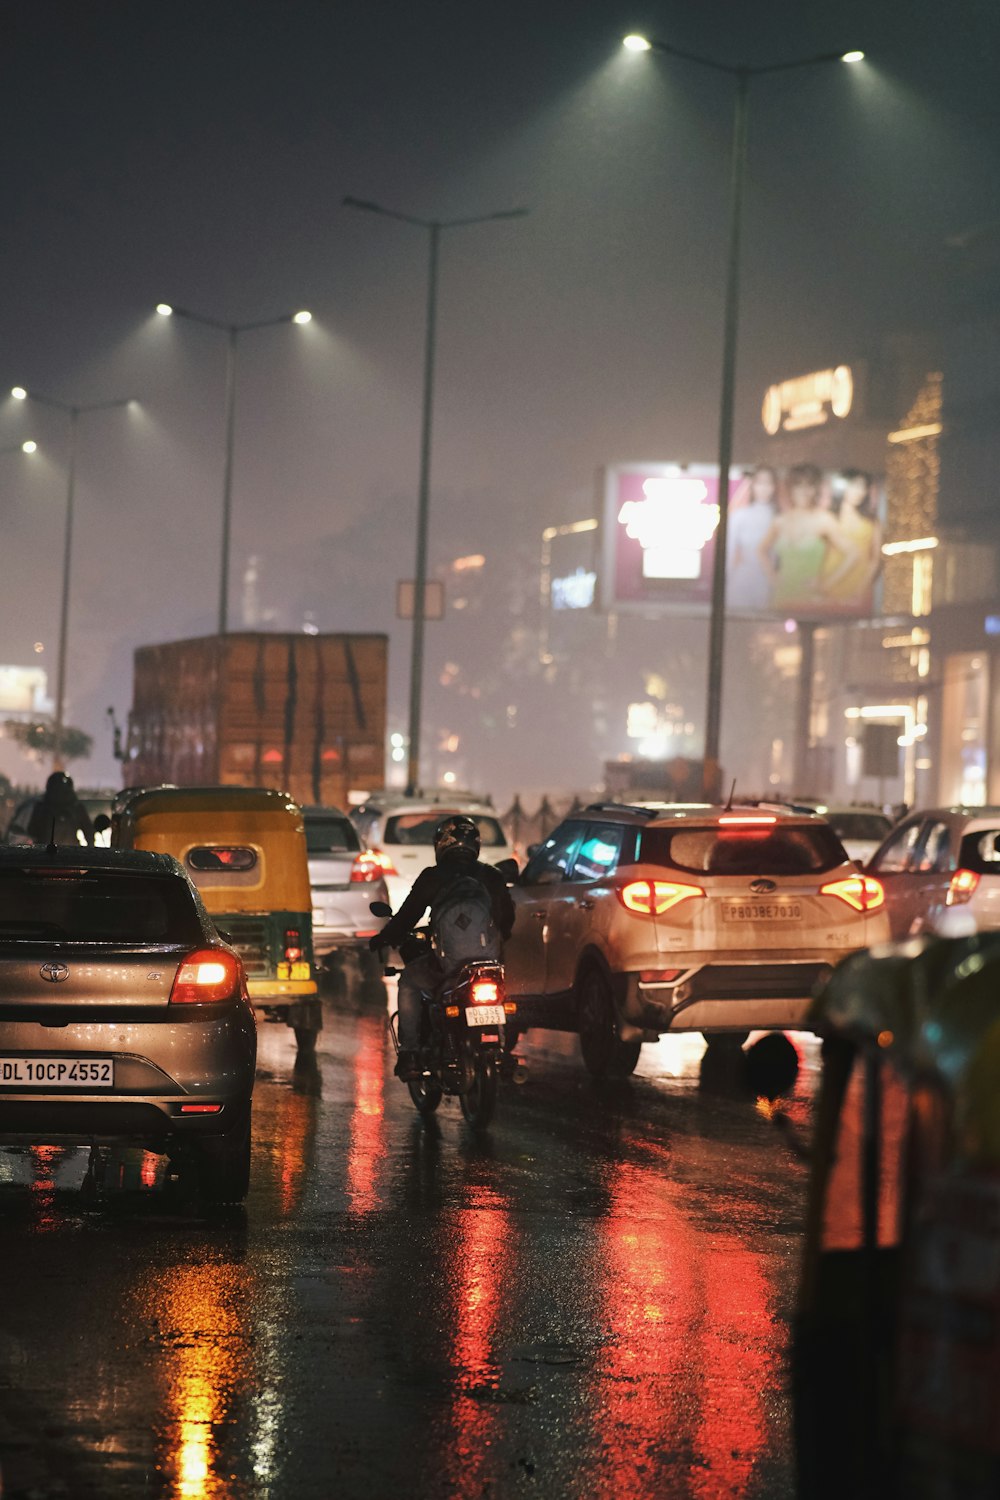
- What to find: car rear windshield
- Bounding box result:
[384,812,506,847]
[639,823,847,876]
[825,812,891,843]
[0,870,203,944]
[306,817,360,855]
[958,829,1000,875]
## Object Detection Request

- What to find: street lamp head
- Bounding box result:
[21,440,37,454]
[841,50,865,63]
[623,33,652,52]
[292,310,312,325]
[155,303,174,317]
[11,386,27,401]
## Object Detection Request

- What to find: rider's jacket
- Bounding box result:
[375,856,515,953]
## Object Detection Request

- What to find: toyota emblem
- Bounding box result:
[749,878,776,895]
[39,962,69,983]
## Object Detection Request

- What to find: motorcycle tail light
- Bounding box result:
[820,875,885,912]
[445,1005,460,1018]
[618,880,704,916]
[471,978,500,1005]
[947,868,980,905]
[170,948,242,1004]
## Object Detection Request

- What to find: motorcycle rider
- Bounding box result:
[371,814,515,1080]
[27,771,94,847]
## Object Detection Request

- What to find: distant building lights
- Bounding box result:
[21,440,37,454]
[881,536,939,556]
[452,554,486,572]
[887,422,942,444]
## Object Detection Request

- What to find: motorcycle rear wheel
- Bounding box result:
[460,1053,498,1130]
[408,1075,443,1114]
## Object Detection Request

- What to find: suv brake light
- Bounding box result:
[619,880,704,915]
[170,948,242,1004]
[820,875,885,913]
[947,868,980,905]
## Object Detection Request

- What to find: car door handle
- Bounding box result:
[578,898,595,910]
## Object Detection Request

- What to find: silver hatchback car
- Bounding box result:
[0,845,256,1202]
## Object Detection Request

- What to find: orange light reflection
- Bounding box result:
[346,1015,387,1215]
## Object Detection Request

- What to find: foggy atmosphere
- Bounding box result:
[1,2,1000,1497]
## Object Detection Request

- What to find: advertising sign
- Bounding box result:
[601,462,885,621]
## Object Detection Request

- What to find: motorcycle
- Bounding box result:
[370,899,514,1129]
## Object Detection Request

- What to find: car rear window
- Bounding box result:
[958,829,1000,875]
[384,812,506,847]
[825,812,892,843]
[187,846,258,872]
[305,818,360,855]
[639,823,847,876]
[0,870,203,944]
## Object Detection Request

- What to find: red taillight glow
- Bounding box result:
[820,875,885,913]
[170,949,242,1004]
[368,848,398,878]
[718,815,777,825]
[350,853,384,884]
[639,969,683,983]
[471,979,500,1005]
[179,1103,224,1114]
[947,868,980,905]
[619,880,704,915]
[284,927,303,962]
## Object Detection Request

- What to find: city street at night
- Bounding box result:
[0,983,812,1500]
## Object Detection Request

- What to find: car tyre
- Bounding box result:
[577,966,641,1079]
[173,1105,252,1205]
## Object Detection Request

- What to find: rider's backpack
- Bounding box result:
[431,872,501,971]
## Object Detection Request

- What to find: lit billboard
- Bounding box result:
[600,462,885,620]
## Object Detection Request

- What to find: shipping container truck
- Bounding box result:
[126,632,387,806]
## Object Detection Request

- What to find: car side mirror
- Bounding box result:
[495,857,519,884]
[526,843,542,860]
[370,899,392,918]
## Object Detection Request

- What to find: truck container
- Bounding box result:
[126,632,387,806]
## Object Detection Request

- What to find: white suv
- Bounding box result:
[349,792,514,911]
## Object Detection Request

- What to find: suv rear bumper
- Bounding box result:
[626,960,834,1035]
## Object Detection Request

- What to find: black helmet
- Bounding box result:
[434,814,480,862]
[45,771,73,797]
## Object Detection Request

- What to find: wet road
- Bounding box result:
[0,976,814,1499]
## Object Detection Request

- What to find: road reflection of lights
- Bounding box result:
[29,1144,64,1232]
[156,1264,251,1499]
[347,1014,387,1215]
[599,1159,774,1498]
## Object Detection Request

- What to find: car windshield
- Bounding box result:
[640,823,847,876]
[384,812,506,847]
[0,870,203,944]
[305,817,360,855]
[825,812,891,843]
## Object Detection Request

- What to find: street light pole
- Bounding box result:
[155,303,312,635]
[623,36,863,796]
[11,387,134,766]
[343,196,528,795]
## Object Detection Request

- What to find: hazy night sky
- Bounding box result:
[1,0,998,795]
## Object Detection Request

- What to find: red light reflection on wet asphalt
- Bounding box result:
[347,1016,387,1216]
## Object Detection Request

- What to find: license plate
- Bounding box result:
[465,1005,506,1027]
[0,1057,114,1087]
[721,902,803,922]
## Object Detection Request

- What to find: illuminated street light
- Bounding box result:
[623,35,864,796]
[155,302,312,634]
[11,387,135,766]
[343,194,528,794]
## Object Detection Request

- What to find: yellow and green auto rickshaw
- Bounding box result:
[752,931,1000,1499]
[112,785,321,1053]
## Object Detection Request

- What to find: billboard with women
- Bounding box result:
[599,461,885,620]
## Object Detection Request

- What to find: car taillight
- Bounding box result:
[618,880,704,915]
[170,949,242,1004]
[947,868,980,905]
[820,875,885,912]
[368,848,398,878]
[350,852,383,883]
[471,978,500,1004]
[284,927,303,962]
